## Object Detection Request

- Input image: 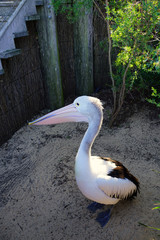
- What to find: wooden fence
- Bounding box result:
[0,3,110,145]
[0,21,45,145]
[57,3,110,98]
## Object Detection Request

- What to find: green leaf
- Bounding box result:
[152,206,160,210]
[138,222,160,231]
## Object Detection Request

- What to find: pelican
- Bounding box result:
[29,96,139,227]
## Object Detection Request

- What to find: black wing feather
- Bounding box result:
[100,157,140,200]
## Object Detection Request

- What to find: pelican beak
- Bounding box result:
[29,104,88,125]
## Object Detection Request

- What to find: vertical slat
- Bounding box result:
[36,0,64,109]
[57,12,75,99]
[74,5,93,95]
[93,2,109,90]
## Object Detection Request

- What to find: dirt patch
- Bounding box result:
[0,98,160,240]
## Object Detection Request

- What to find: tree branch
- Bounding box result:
[93,0,107,24]
[105,0,117,113]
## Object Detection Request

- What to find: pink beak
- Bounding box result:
[29,103,88,125]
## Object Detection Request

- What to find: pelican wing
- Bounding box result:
[97,175,137,200]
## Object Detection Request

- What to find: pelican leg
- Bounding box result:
[87,202,104,213]
[96,205,114,227]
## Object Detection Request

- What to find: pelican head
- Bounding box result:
[29,96,103,126]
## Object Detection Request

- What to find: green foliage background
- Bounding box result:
[52,0,93,21]
[107,0,160,92]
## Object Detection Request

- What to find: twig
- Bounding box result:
[93,0,107,24]
[93,0,117,115]
[105,0,117,113]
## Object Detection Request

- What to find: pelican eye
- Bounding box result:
[76,103,80,106]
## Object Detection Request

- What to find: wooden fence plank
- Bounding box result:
[74,6,93,95]
[36,0,64,109]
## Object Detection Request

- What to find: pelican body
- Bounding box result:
[29,96,139,225]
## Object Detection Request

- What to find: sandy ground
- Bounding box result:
[0,98,160,240]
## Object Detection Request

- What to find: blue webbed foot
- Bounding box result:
[96,206,114,227]
[87,202,104,213]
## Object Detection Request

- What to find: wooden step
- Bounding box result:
[0,1,17,7]
[35,0,44,6]
[0,0,21,7]
[0,49,21,59]
[13,31,29,38]
[25,14,40,21]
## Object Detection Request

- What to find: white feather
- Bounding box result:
[97,174,137,200]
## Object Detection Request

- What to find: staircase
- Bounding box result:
[0,0,43,75]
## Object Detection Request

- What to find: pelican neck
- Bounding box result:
[78,116,103,157]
